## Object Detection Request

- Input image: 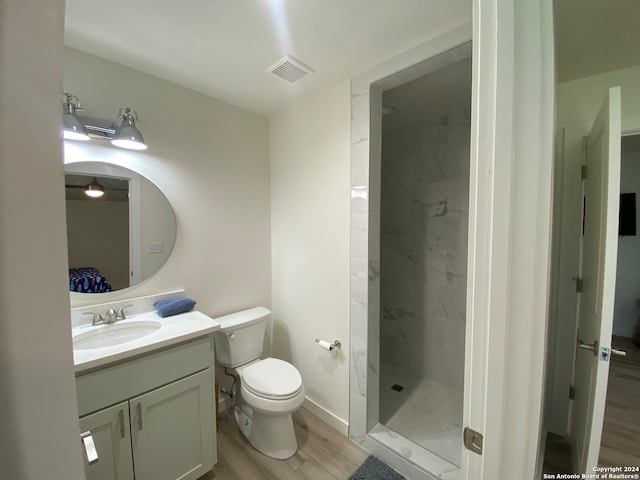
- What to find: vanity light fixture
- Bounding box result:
[62,94,148,151]
[62,93,90,141]
[84,177,105,198]
[112,107,147,151]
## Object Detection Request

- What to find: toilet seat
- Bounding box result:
[241,358,303,400]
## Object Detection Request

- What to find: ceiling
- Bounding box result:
[382,57,472,132]
[64,0,471,116]
[554,0,640,83]
[65,1,639,115]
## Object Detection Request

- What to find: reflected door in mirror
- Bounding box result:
[64,160,176,294]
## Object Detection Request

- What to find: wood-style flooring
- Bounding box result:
[199,336,639,480]
[543,335,640,476]
[543,433,572,475]
[599,335,640,467]
[200,407,369,480]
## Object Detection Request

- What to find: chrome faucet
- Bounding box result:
[116,304,133,320]
[82,304,134,326]
[83,311,106,326]
[83,308,118,326]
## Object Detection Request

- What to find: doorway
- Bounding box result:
[348,39,473,478]
[543,132,640,474]
[378,56,471,468]
[348,6,554,478]
[599,134,640,467]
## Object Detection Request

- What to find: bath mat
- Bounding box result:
[349,455,406,480]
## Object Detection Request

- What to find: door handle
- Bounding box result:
[80,431,99,465]
[578,338,599,356]
[610,347,627,357]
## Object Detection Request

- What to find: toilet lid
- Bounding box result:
[242,358,302,399]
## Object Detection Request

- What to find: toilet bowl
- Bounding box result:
[234,358,305,459]
[213,307,305,459]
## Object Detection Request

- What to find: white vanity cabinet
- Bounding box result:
[130,370,212,480]
[77,336,216,480]
[79,401,134,480]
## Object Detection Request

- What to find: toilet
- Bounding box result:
[214,307,305,459]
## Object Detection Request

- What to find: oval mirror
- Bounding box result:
[64,162,176,293]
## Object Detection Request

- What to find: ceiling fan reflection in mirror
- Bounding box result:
[65,175,128,200]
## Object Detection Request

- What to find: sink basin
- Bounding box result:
[73,320,162,350]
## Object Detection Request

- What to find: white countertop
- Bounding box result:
[72,310,220,373]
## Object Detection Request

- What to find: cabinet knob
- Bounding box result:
[80,431,99,465]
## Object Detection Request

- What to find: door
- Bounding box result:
[79,401,134,480]
[131,369,214,480]
[570,86,621,473]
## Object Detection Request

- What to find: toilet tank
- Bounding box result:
[213,307,270,367]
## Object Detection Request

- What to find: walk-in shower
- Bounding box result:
[349,40,472,479]
[379,57,471,468]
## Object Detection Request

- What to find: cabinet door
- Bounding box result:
[79,402,134,480]
[131,369,213,480]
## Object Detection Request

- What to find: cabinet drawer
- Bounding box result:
[77,336,212,416]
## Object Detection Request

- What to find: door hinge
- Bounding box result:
[581,165,588,179]
[463,427,483,455]
[573,276,583,293]
[569,385,575,400]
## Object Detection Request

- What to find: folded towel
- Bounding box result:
[153,296,197,318]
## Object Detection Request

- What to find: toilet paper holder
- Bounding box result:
[315,338,341,351]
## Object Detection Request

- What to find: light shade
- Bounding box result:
[62,93,90,141]
[112,107,147,150]
[84,177,105,198]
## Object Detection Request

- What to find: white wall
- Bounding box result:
[63,48,272,317]
[614,151,640,337]
[549,63,640,435]
[269,80,351,427]
[0,0,85,478]
[558,64,640,137]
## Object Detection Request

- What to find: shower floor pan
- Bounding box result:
[379,367,463,467]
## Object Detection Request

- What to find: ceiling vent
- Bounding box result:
[267,55,315,83]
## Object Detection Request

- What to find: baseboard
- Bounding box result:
[303,397,349,436]
[217,394,349,437]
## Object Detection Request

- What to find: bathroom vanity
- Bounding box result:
[73,306,220,480]
[64,146,220,479]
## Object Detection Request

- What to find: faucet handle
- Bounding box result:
[116,304,134,320]
[83,311,104,326]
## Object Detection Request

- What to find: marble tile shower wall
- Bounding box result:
[380,108,470,392]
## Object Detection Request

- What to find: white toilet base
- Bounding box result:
[234,406,298,459]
